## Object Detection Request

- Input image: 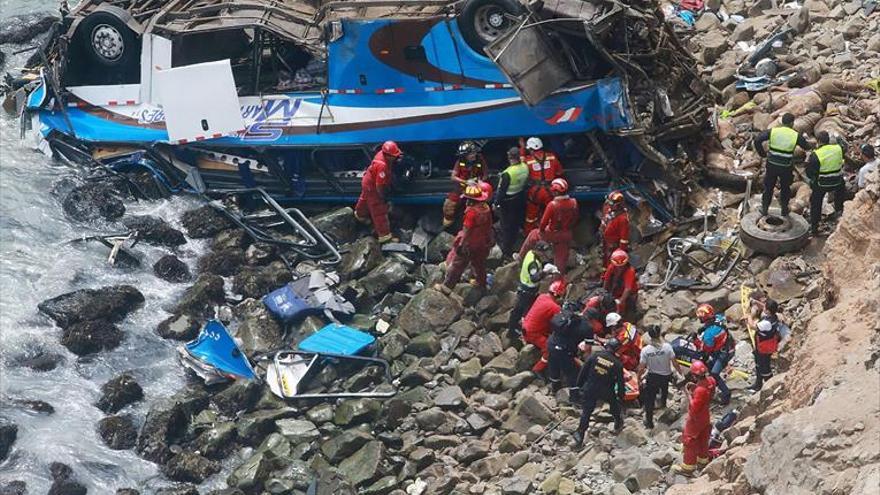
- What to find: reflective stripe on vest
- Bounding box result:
[504,162,528,196]
[767,127,799,167]
[519,250,539,287]
[816,144,844,183]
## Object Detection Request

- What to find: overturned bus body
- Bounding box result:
[15,0,711,208]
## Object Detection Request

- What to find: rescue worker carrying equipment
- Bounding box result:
[518,178,579,270]
[443,140,488,228]
[693,304,733,405]
[671,359,716,477]
[806,131,847,235]
[638,325,681,429]
[507,244,559,337]
[604,312,641,371]
[602,249,639,318]
[547,306,594,391]
[572,338,625,448]
[442,181,495,289]
[753,113,812,217]
[600,191,630,266]
[355,141,402,243]
[582,289,616,338]
[523,137,564,234]
[495,147,529,257]
[522,279,566,374]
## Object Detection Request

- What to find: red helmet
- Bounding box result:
[607,190,624,205]
[690,359,708,376]
[610,249,629,267]
[549,279,567,297]
[550,178,569,194]
[381,140,402,158]
[696,303,716,323]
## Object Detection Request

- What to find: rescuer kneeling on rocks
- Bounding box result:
[522,279,567,375]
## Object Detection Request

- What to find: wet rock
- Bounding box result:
[154,255,192,283]
[0,418,17,462]
[338,237,383,281]
[137,390,209,464]
[338,440,384,486]
[39,285,144,328]
[311,207,359,245]
[276,418,319,445]
[0,13,58,43]
[156,313,200,341]
[47,479,86,495]
[98,415,138,450]
[12,399,54,415]
[334,399,382,426]
[155,487,199,495]
[116,490,140,495]
[213,229,249,251]
[232,262,291,299]
[397,288,462,336]
[173,274,225,316]
[359,260,409,299]
[50,462,73,481]
[212,381,262,417]
[14,350,64,371]
[96,373,144,413]
[231,298,284,355]
[123,216,187,247]
[194,422,238,460]
[61,319,124,355]
[321,429,373,462]
[181,206,232,238]
[0,481,27,495]
[62,181,125,222]
[198,248,246,277]
[163,452,221,484]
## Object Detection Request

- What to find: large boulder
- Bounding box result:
[60,319,124,355]
[232,262,292,299]
[12,349,64,371]
[98,415,138,450]
[136,390,209,464]
[153,255,192,283]
[155,313,200,341]
[397,288,462,335]
[0,13,59,44]
[212,381,262,417]
[502,393,554,433]
[311,207,359,245]
[62,181,125,222]
[337,237,383,280]
[172,274,225,316]
[96,373,144,413]
[123,216,187,247]
[162,452,222,484]
[181,206,232,238]
[39,285,144,328]
[231,298,284,355]
[338,441,384,487]
[0,418,17,462]
[358,260,409,299]
[321,429,373,463]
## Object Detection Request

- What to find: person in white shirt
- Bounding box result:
[857,144,878,189]
[638,325,683,429]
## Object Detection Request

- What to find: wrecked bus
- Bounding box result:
[12,0,711,209]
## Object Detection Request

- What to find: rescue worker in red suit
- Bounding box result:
[443,141,488,228]
[440,181,495,290]
[354,141,402,243]
[672,360,716,477]
[602,249,639,319]
[523,137,564,234]
[604,312,642,371]
[521,279,567,375]
[582,289,616,338]
[600,191,630,266]
[518,178,578,271]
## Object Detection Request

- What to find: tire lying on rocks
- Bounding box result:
[739,210,810,255]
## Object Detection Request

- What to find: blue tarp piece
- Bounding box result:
[298,323,376,356]
[184,320,257,380]
[263,284,316,322]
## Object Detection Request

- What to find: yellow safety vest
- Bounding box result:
[767,126,799,167]
[503,162,528,196]
[519,250,540,288]
[815,144,844,187]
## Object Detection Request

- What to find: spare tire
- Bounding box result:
[458,0,526,53]
[739,210,810,255]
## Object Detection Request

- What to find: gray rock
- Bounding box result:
[454,357,483,387]
[407,333,440,357]
[154,255,192,283]
[62,181,125,222]
[471,455,507,480]
[399,364,433,387]
[0,13,58,44]
[136,390,209,464]
[334,399,382,426]
[123,216,187,247]
[423,435,461,449]
[362,476,398,495]
[47,479,87,495]
[484,348,518,375]
[276,419,319,445]
[0,481,27,495]
[231,298,284,355]
[98,415,137,450]
[61,319,124,356]
[173,274,226,317]
[194,422,238,459]
[11,399,54,415]
[14,350,64,371]
[307,403,336,424]
[198,248,246,277]
[97,373,144,413]
[213,229,249,251]
[266,459,312,492]
[466,413,493,433]
[311,207,359,245]
[39,285,144,328]
[515,345,542,373]
[245,242,278,266]
[426,232,454,263]
[236,409,296,446]
[321,429,374,462]
[498,432,525,453]
[359,260,409,299]
[414,407,448,431]
[338,237,383,280]
[380,330,410,360]
[156,313,200,341]
[397,289,462,336]
[181,206,233,238]
[695,288,731,310]
[503,394,554,433]
[227,450,276,493]
[162,451,221,483]
[232,262,292,299]
[701,31,729,64]
[338,440,384,486]
[455,440,490,463]
[0,418,18,462]
[789,5,810,32]
[212,381,262,416]
[433,386,467,410]
[502,371,535,392]
[500,478,532,495]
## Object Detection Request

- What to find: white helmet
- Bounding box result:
[526,137,543,151]
[757,319,773,332]
[605,312,622,327]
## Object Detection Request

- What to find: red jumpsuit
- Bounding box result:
[354,151,393,240]
[601,206,630,266]
[682,376,716,466]
[521,293,561,373]
[614,322,641,371]
[443,157,487,225]
[524,151,564,234]
[582,296,608,338]
[602,264,639,316]
[519,195,579,270]
[444,203,494,288]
